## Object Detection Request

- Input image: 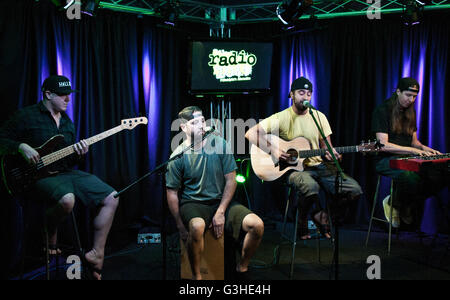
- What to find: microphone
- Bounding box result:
[203,126,218,137]
[302,100,316,110]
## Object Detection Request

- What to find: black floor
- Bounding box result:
[100,222,450,280]
[13,222,450,280]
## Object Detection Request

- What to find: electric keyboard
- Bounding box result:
[389,153,450,172]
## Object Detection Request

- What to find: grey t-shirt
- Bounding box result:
[165,135,237,205]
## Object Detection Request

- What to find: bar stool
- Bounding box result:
[45,210,83,280]
[275,185,321,279]
[19,198,83,280]
[365,175,397,255]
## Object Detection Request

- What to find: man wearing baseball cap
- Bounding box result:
[246,77,362,240]
[0,75,119,280]
[372,77,448,228]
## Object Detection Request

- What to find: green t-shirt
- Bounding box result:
[259,106,332,167]
[165,135,237,205]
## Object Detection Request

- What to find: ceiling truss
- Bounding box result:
[97,0,450,24]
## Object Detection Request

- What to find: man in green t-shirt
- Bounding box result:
[166,106,264,280]
[246,77,362,240]
[371,77,448,228]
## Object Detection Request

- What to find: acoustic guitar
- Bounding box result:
[250,134,382,181]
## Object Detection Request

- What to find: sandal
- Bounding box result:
[42,230,62,256]
[312,210,331,239]
[45,244,62,256]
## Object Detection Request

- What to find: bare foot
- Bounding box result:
[298,218,311,240]
[192,274,202,280]
[299,233,311,240]
[85,249,103,280]
[313,211,331,239]
[236,264,248,273]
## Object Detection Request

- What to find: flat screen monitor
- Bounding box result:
[190,40,273,94]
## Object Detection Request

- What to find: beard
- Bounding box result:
[294,99,307,112]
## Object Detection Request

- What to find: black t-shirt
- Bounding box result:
[371,95,416,147]
[0,101,78,171]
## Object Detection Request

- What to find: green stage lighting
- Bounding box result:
[236,174,246,184]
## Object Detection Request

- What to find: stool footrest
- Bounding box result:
[372,217,390,224]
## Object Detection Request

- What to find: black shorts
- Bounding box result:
[180,200,252,241]
[32,170,115,207]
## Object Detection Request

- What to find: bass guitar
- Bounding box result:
[1,117,148,195]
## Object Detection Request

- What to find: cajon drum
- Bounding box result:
[180,228,224,280]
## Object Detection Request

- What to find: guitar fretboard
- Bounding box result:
[298,146,359,158]
[40,125,123,167]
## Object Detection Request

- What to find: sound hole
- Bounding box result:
[286,149,298,164]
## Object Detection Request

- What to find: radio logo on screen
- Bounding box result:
[208,49,257,83]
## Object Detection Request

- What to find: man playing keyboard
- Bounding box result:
[371,77,449,228]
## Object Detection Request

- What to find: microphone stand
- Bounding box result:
[307,106,346,280]
[113,129,215,280]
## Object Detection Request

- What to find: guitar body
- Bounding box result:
[250,135,311,181]
[1,135,65,195]
[1,116,148,196]
[250,135,382,182]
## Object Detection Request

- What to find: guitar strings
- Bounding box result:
[9,129,114,181]
[9,150,67,179]
[7,124,133,185]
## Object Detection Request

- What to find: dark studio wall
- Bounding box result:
[1,0,449,278]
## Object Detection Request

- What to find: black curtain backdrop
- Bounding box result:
[231,12,450,228]
[1,0,449,278]
[0,0,208,277]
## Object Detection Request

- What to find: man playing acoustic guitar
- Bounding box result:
[245,77,363,240]
[0,75,118,280]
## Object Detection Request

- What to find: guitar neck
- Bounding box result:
[40,125,124,166]
[298,146,359,158]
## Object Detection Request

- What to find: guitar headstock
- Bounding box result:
[121,117,148,130]
[358,140,384,152]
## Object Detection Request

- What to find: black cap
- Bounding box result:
[41,75,77,95]
[397,77,419,93]
[291,77,313,92]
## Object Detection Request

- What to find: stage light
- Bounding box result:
[276,0,313,26]
[236,174,246,184]
[81,0,100,17]
[156,0,180,26]
[402,0,424,26]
